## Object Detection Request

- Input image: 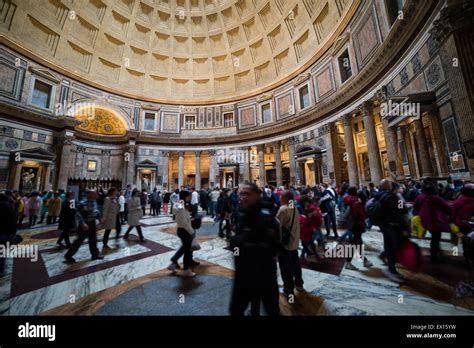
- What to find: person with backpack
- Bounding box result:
[230,183,281,316]
[277,190,304,297]
[299,197,323,264]
[342,187,373,270]
[320,184,339,239]
[413,182,451,263]
[367,179,408,283]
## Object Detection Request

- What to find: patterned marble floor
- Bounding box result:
[1,215,473,316]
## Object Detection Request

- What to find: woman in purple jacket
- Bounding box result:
[413,182,451,263]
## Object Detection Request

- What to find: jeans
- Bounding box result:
[278,249,304,295]
[124,225,144,241]
[339,230,353,241]
[171,228,193,270]
[346,224,364,262]
[65,221,100,259]
[209,201,217,216]
[313,228,325,248]
[324,208,338,237]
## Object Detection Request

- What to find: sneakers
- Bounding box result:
[363,259,373,268]
[378,253,388,265]
[295,286,306,293]
[167,262,180,273]
[180,269,196,277]
[91,255,104,261]
[190,260,200,266]
[383,269,405,284]
[345,262,359,271]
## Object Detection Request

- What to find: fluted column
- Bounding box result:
[208,150,216,187]
[274,141,283,187]
[398,125,416,178]
[57,131,75,190]
[195,151,201,190]
[126,141,136,186]
[381,118,404,180]
[258,144,266,187]
[178,151,184,188]
[360,101,383,184]
[161,151,169,189]
[288,137,297,186]
[413,117,435,177]
[341,114,359,186]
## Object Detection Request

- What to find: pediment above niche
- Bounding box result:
[293,73,310,87]
[256,93,273,103]
[28,67,60,83]
[331,32,352,56]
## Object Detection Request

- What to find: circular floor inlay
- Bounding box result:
[95,275,233,316]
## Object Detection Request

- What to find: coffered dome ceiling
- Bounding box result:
[2,0,358,104]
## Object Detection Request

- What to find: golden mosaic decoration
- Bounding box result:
[75,107,127,136]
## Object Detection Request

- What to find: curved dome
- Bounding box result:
[3,0,358,104]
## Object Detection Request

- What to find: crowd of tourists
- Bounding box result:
[1,177,473,315]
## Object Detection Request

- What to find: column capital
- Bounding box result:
[374,86,389,104]
[208,149,216,156]
[59,132,75,146]
[74,145,86,154]
[341,113,353,126]
[178,151,185,157]
[160,150,170,157]
[128,145,136,154]
[101,149,111,156]
[357,100,374,116]
[430,0,474,44]
[195,150,202,157]
[257,144,265,152]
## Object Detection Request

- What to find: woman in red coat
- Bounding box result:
[343,187,373,270]
[299,201,323,264]
[413,182,451,262]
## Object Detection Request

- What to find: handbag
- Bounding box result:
[191,237,201,251]
[281,207,296,246]
[411,215,426,239]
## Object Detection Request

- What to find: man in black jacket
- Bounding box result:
[376,179,408,283]
[230,183,281,316]
[0,193,17,274]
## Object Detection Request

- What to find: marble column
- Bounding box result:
[427,110,450,177]
[288,138,297,186]
[381,117,404,180]
[178,151,184,188]
[413,117,435,177]
[297,161,306,186]
[398,125,416,178]
[341,114,359,186]
[360,101,383,184]
[274,141,283,187]
[243,147,251,183]
[57,131,75,190]
[208,150,216,187]
[13,161,22,190]
[258,144,266,187]
[126,142,136,186]
[195,151,201,190]
[42,164,51,192]
[161,151,169,189]
[74,146,85,178]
